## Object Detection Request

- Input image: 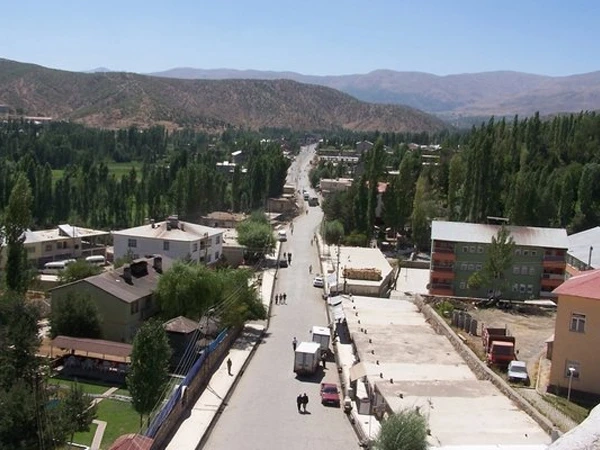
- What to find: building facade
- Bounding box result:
[112,216,223,264]
[429,221,568,300]
[549,270,600,398]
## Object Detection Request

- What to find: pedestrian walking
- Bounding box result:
[296,394,303,413]
[292,337,297,351]
[283,252,287,260]
[321,352,327,369]
[287,253,292,264]
[302,393,309,412]
[283,293,287,303]
[227,358,232,376]
[275,294,279,305]
[309,264,312,274]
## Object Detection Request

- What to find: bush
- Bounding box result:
[374,408,429,450]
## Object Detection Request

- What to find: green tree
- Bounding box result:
[60,382,97,448]
[127,320,172,427]
[4,173,34,293]
[468,225,515,297]
[236,213,275,257]
[374,408,429,450]
[58,260,102,284]
[218,268,266,328]
[323,220,344,246]
[411,174,433,251]
[50,293,102,339]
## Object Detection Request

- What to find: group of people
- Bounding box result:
[296,393,309,413]
[275,293,287,305]
[282,252,292,264]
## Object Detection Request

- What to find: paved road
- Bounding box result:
[204,145,359,449]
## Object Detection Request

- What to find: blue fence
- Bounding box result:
[145,328,229,438]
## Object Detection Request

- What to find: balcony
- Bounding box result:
[431,266,455,280]
[432,251,456,262]
[543,258,566,270]
[541,277,563,289]
[429,285,454,296]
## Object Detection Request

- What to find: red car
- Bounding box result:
[320,382,340,407]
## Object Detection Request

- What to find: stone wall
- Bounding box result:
[414,294,558,437]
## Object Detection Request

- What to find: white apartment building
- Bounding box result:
[112,216,224,264]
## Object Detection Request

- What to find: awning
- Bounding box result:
[51,335,133,359]
[350,362,367,382]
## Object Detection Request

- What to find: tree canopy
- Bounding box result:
[50,292,102,339]
[374,408,429,450]
[58,260,102,284]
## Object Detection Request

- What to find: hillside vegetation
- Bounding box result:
[0,59,446,133]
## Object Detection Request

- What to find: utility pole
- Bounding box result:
[336,243,341,295]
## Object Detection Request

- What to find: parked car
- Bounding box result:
[320,383,340,407]
[278,259,288,268]
[507,360,529,384]
[278,230,287,241]
[313,276,324,288]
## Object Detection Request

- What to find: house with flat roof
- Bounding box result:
[198,211,247,229]
[566,226,600,277]
[112,216,223,265]
[319,178,353,196]
[50,256,168,343]
[328,246,394,297]
[549,269,600,399]
[0,224,109,269]
[430,220,569,300]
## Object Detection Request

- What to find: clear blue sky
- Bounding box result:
[3,0,599,76]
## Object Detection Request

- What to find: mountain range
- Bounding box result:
[150,68,600,120]
[0,59,445,133]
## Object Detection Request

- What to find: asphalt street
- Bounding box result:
[204,145,359,449]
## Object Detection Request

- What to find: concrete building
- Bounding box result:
[198,211,247,229]
[319,178,353,196]
[566,226,600,277]
[549,269,600,398]
[0,224,109,269]
[430,221,569,300]
[328,246,394,297]
[50,257,167,343]
[112,216,223,265]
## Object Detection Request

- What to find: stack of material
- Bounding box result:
[342,267,382,281]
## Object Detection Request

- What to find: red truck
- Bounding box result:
[482,326,516,367]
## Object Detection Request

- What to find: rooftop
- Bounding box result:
[334,246,393,287]
[567,226,600,268]
[22,224,109,244]
[51,335,133,358]
[202,211,247,222]
[113,219,222,241]
[553,268,600,300]
[163,316,201,334]
[432,220,568,249]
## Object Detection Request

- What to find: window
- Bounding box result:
[207,254,212,262]
[468,263,474,271]
[463,246,469,253]
[128,239,137,248]
[200,256,205,263]
[570,313,586,333]
[512,283,519,292]
[515,248,521,256]
[475,263,482,271]
[529,267,535,276]
[163,241,170,251]
[519,284,526,293]
[45,244,53,252]
[523,249,529,256]
[459,281,466,289]
[469,246,476,253]
[477,246,483,254]
[513,265,520,274]
[565,361,580,379]
[215,251,220,260]
[26,246,35,253]
[527,284,533,294]
[193,243,198,252]
[131,301,139,315]
[521,266,528,275]
[531,250,537,256]
[216,235,221,244]
[461,262,468,271]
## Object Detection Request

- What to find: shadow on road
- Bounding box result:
[295,367,326,384]
[231,328,265,351]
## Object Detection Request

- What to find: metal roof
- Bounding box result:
[51,335,132,358]
[431,220,568,249]
[553,269,600,300]
[567,226,600,268]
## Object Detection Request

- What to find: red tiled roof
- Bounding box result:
[109,434,153,450]
[553,269,600,300]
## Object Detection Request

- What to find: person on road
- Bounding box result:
[227,358,232,376]
[321,352,327,369]
[296,394,303,413]
[292,337,297,351]
[287,253,292,264]
[275,294,279,305]
[283,293,287,303]
[302,393,309,412]
[309,264,312,273]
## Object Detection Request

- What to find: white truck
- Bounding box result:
[293,341,321,375]
[311,326,331,355]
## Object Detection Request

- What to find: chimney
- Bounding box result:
[167,215,179,230]
[151,219,155,229]
[123,265,133,284]
[153,256,163,273]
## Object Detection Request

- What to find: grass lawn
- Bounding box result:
[49,377,120,395]
[542,393,591,424]
[51,161,143,183]
[72,399,140,450]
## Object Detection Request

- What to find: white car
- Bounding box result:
[313,276,324,288]
[507,360,529,384]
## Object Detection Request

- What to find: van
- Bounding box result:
[85,255,106,266]
[43,259,76,272]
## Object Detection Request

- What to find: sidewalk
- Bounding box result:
[165,268,276,450]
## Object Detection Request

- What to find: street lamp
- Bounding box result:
[567,367,576,402]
